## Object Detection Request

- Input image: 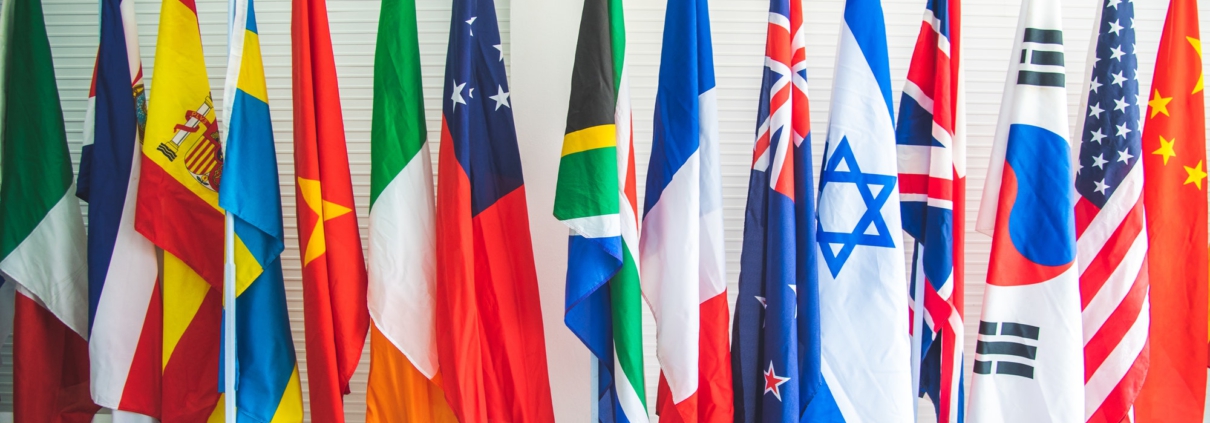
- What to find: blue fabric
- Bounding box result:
[442,0,525,216]
[642,0,714,216]
[81,0,139,332]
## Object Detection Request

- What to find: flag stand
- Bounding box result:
[223,212,237,422]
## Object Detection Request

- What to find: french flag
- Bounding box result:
[77,0,160,419]
[641,0,731,421]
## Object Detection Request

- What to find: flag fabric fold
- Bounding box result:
[730,0,818,421]
[557,0,647,421]
[219,0,305,420]
[79,0,161,417]
[291,0,370,419]
[135,0,225,418]
[434,0,556,420]
[1073,0,1149,421]
[641,0,732,421]
[0,0,98,419]
[365,0,456,419]
[1134,0,1208,419]
[810,0,913,420]
[969,1,1083,421]
[895,0,965,421]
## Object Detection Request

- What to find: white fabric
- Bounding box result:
[367,144,438,378]
[967,2,1084,422]
[816,21,913,423]
[89,139,158,408]
[0,189,89,338]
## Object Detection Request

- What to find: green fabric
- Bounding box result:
[369,0,426,207]
[0,0,73,260]
[554,146,619,221]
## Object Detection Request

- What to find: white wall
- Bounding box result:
[6,0,1210,422]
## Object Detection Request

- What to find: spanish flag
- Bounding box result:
[134,0,224,419]
[217,0,304,420]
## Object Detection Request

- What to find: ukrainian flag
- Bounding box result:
[218,0,304,420]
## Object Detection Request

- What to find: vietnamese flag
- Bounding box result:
[291,0,370,420]
[1135,0,1208,419]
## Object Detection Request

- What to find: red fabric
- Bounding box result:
[118,279,163,418]
[134,156,224,287]
[434,118,555,422]
[160,287,221,423]
[291,0,370,420]
[654,294,733,423]
[13,293,98,423]
[1136,0,1209,419]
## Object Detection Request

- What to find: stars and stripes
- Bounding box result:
[1074,1,1150,422]
[894,0,965,421]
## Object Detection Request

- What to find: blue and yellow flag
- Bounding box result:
[218,0,304,420]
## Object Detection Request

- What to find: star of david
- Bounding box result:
[816,137,897,277]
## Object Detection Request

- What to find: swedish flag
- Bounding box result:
[218,0,304,420]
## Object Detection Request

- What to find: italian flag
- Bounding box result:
[555,0,647,421]
[0,0,97,420]
[364,0,455,419]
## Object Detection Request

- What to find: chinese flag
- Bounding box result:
[291,0,370,420]
[1135,0,1208,420]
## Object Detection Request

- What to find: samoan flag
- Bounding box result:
[730,0,818,421]
[432,0,556,420]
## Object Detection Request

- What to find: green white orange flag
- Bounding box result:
[555,0,647,421]
[365,0,455,420]
[1135,0,1209,419]
[0,0,98,420]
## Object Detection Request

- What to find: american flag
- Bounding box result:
[895,0,964,421]
[1075,0,1149,422]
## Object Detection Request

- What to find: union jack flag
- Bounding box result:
[895,0,965,421]
[731,0,817,421]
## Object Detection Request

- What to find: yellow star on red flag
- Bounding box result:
[1184,160,1207,189]
[298,177,353,264]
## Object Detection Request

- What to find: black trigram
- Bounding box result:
[1017,28,1065,88]
[974,321,1040,379]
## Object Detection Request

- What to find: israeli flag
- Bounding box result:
[809,0,913,420]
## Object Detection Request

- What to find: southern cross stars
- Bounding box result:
[763,362,791,401]
[817,137,897,277]
[488,85,511,110]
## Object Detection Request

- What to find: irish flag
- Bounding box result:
[365,0,455,420]
[0,0,98,420]
[556,0,646,422]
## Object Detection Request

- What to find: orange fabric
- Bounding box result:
[365,325,457,423]
[1135,0,1208,420]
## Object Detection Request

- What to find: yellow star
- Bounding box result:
[1153,135,1177,165]
[1148,89,1174,118]
[298,177,353,265]
[1185,161,1208,190]
[1189,37,1204,94]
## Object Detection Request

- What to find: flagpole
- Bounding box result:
[909,242,925,417]
[223,1,237,420]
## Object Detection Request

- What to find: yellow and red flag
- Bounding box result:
[291,0,369,419]
[1135,0,1208,419]
[134,0,224,420]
